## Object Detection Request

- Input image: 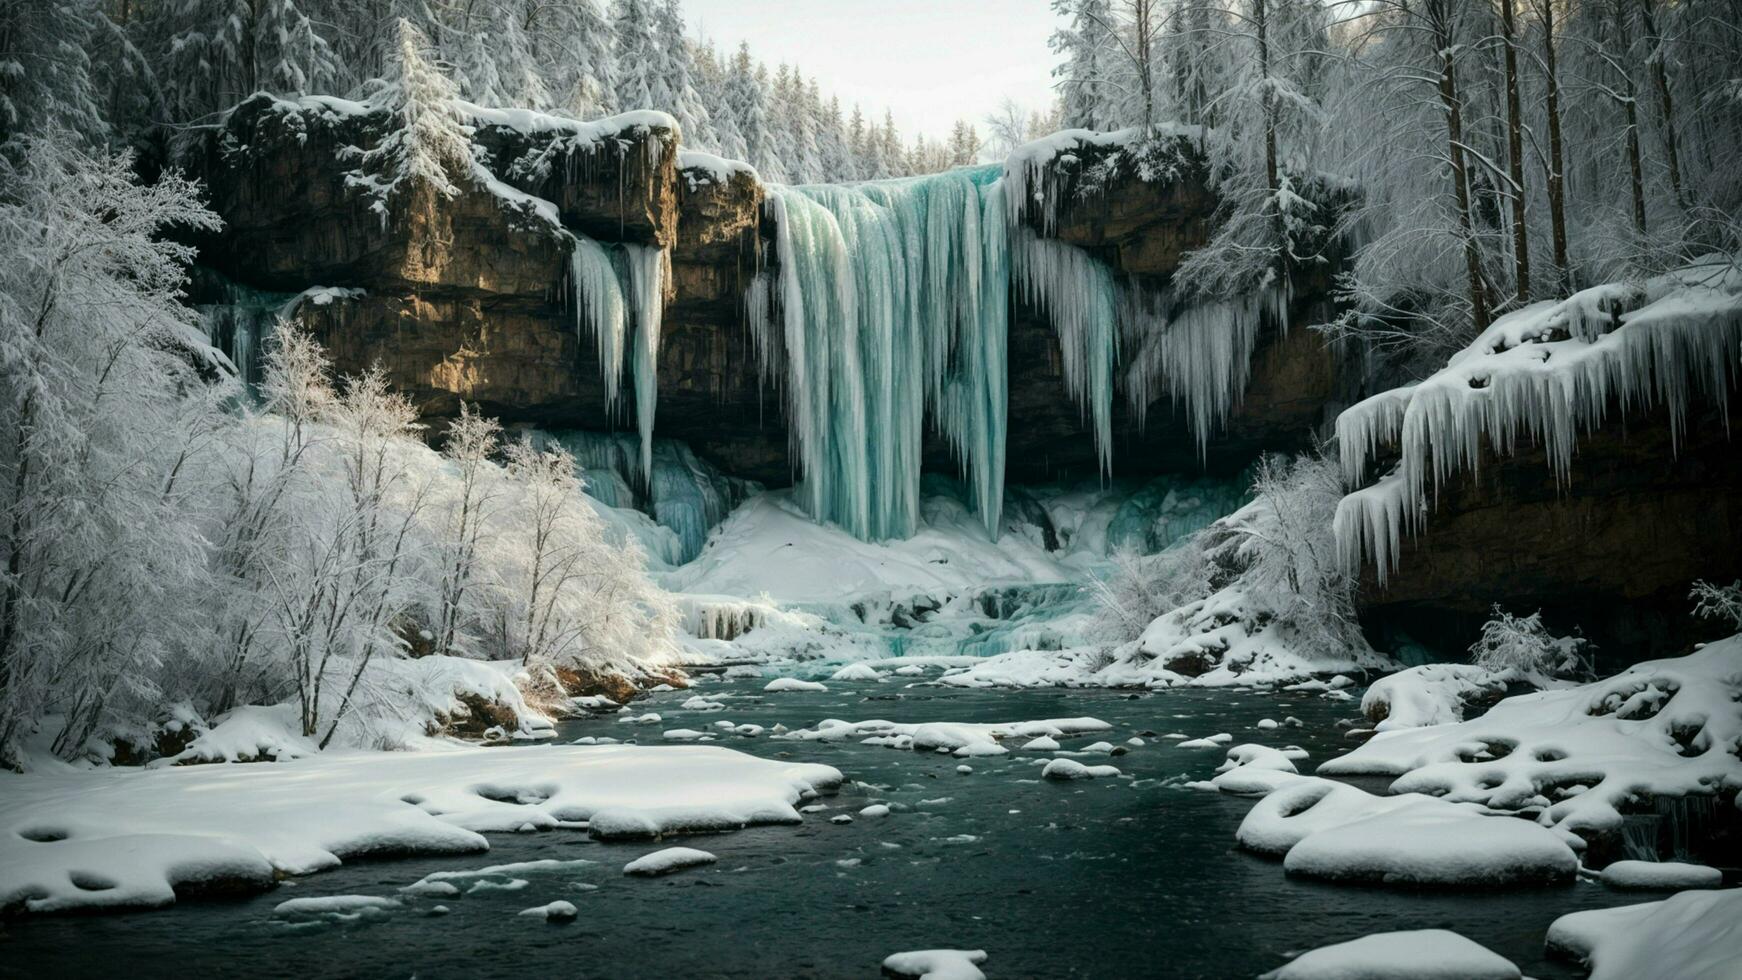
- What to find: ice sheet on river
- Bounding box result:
[0,744,840,913]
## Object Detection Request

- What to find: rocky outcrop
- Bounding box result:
[1357,397,1742,662]
[194,102,1344,488]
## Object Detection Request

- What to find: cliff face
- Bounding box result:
[1358,397,1742,660]
[195,102,1343,487]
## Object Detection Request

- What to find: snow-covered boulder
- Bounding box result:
[881,948,988,980]
[1238,777,1577,885]
[1042,759,1121,781]
[763,678,827,693]
[622,847,717,877]
[1546,888,1742,979]
[1320,640,1742,845]
[1260,929,1519,979]
[1361,663,1513,731]
[1598,860,1723,890]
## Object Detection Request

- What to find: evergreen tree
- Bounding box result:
[611,0,661,111]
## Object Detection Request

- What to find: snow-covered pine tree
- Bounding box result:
[611,0,661,111]
[654,0,712,147]
[360,19,474,202]
[1050,0,1119,130]
[726,44,780,179]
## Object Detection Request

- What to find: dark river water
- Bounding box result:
[0,677,1652,979]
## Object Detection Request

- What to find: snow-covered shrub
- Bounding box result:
[1227,452,1363,657]
[1087,544,1208,645]
[1689,579,1742,630]
[1468,605,1591,680]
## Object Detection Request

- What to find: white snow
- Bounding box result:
[677,149,758,188]
[763,678,828,693]
[1362,664,1515,731]
[1238,777,1578,885]
[1024,736,1061,751]
[1042,758,1121,780]
[1210,744,1309,795]
[859,804,891,818]
[1598,860,1723,890]
[0,744,838,913]
[1547,888,1742,979]
[274,894,400,917]
[776,717,1110,761]
[830,663,882,682]
[881,948,989,980]
[518,899,579,920]
[1319,639,1742,841]
[622,846,717,877]
[1260,929,1520,979]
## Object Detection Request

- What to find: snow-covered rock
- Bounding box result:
[881,948,989,980]
[622,847,717,877]
[0,744,838,913]
[1042,759,1121,781]
[1362,663,1514,731]
[1260,929,1519,979]
[1238,777,1577,885]
[274,894,400,918]
[1598,860,1723,890]
[1319,640,1742,843]
[763,678,828,693]
[830,663,882,682]
[518,900,579,920]
[1547,888,1742,979]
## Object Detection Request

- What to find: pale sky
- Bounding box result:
[684,0,1063,142]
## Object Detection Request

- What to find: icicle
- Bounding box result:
[752,166,1010,540]
[622,243,669,484]
[1009,224,1119,474]
[1333,260,1742,576]
[570,236,628,408]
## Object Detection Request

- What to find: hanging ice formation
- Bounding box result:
[198,280,363,397]
[1333,261,1742,581]
[749,166,1011,541]
[568,236,669,482]
[744,155,1295,544]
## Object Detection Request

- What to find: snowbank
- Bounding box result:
[0,744,839,913]
[1319,639,1742,841]
[1546,888,1742,979]
[1260,929,1519,979]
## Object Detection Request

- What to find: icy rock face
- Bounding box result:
[1335,261,1742,651]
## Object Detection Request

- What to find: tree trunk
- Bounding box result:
[1500,0,1530,302]
[1636,0,1687,211]
[1431,1,1491,330]
[1537,0,1570,291]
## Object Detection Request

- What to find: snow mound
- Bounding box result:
[1260,929,1519,979]
[764,678,828,693]
[1598,860,1723,890]
[1042,759,1120,780]
[518,899,578,920]
[622,846,717,876]
[1362,664,1514,731]
[0,744,839,914]
[831,663,882,682]
[1319,639,1742,840]
[273,894,400,918]
[1238,778,1577,885]
[1546,888,1742,979]
[1211,744,1309,795]
[881,948,989,980]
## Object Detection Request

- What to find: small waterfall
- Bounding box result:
[196,279,301,394]
[1618,795,1722,861]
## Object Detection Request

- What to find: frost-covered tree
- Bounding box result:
[356,20,475,203]
[653,0,713,146]
[431,406,503,657]
[1051,0,1120,130]
[611,0,662,111]
[725,44,780,179]
[0,0,111,144]
[155,0,337,126]
[0,136,223,761]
